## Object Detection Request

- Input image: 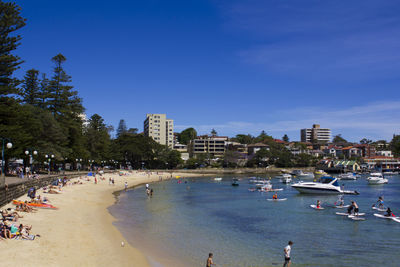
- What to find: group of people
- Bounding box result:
[145,183,154,197]
[0,208,37,240]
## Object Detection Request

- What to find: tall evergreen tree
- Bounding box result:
[38,73,51,109]
[20,68,40,105]
[0,2,26,175]
[47,53,83,116]
[116,119,128,138]
[85,114,111,161]
[0,1,26,98]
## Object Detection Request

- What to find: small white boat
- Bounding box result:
[367,173,388,185]
[214,177,222,181]
[337,172,357,180]
[275,174,292,183]
[255,181,272,189]
[297,172,315,179]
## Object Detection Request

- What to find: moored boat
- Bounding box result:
[337,172,357,180]
[291,176,359,195]
[367,173,388,185]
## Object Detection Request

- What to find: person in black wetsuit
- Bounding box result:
[385,207,393,217]
[347,204,353,215]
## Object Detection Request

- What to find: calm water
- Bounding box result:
[109,174,400,267]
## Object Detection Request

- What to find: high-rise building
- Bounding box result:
[300,124,331,143]
[143,114,174,148]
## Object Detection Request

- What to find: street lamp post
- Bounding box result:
[1,138,12,187]
[24,149,38,176]
[45,154,54,175]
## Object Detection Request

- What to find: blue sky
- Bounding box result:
[14,0,400,142]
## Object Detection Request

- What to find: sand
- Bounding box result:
[0,170,203,267]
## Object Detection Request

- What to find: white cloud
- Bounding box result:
[175,101,400,141]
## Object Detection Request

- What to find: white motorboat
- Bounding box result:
[291,170,304,176]
[255,180,272,189]
[297,172,315,179]
[214,177,222,181]
[367,173,388,185]
[291,176,359,195]
[337,172,357,180]
[275,173,292,184]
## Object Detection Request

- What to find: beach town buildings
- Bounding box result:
[143,114,174,148]
[300,124,331,143]
[189,135,228,158]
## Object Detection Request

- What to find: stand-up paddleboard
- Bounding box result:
[336,212,365,216]
[350,216,366,221]
[335,205,350,209]
[392,217,400,223]
[372,207,386,212]
[373,213,399,220]
[267,198,287,201]
[310,204,324,210]
[262,188,284,192]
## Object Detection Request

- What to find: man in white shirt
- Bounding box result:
[283,241,293,267]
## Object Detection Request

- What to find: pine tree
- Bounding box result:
[47,53,83,117]
[0,1,26,98]
[20,69,40,105]
[38,73,51,109]
[0,2,26,176]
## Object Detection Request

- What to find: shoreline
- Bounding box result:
[0,170,206,267]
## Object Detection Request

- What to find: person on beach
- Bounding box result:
[283,241,293,267]
[206,253,214,267]
[125,182,128,191]
[150,188,153,197]
[94,177,97,184]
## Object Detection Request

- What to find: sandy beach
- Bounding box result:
[0,170,203,267]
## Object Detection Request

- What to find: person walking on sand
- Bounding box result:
[206,253,214,267]
[283,241,293,267]
[125,182,128,191]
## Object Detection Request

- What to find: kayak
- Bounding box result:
[267,198,287,201]
[310,204,324,210]
[12,200,58,209]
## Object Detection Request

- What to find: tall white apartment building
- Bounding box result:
[143,114,174,148]
[300,124,331,143]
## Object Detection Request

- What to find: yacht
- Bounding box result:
[337,172,357,180]
[367,173,388,185]
[291,176,359,195]
[275,173,292,184]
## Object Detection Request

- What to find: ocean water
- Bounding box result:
[109,174,400,267]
